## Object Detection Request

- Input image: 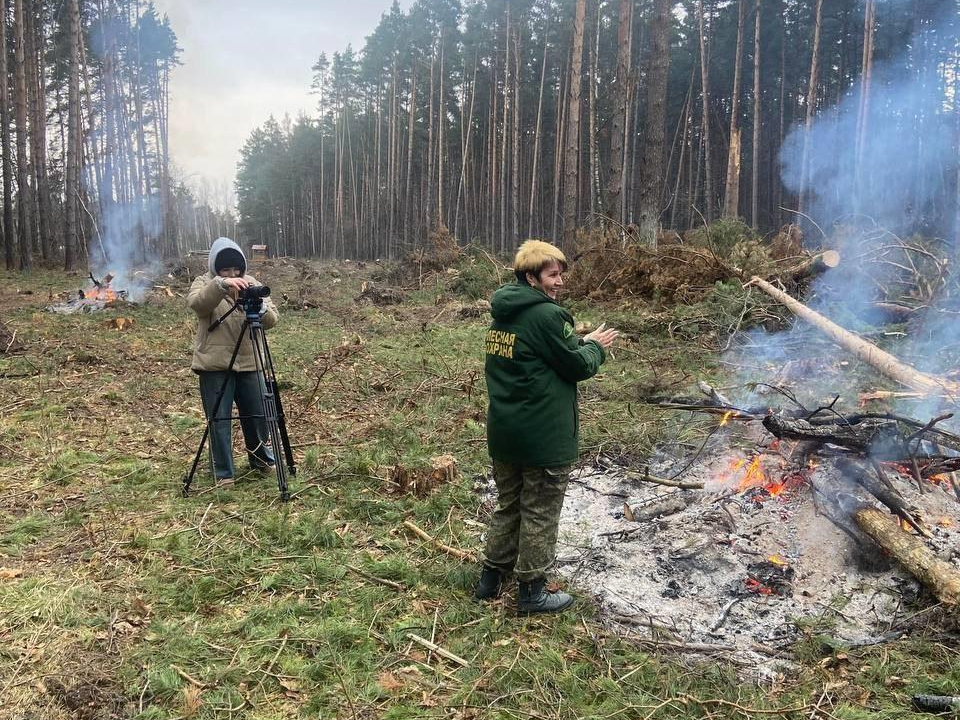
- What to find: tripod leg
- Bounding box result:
[268,377,297,476]
[256,323,296,476]
[182,424,211,497]
[247,322,292,501]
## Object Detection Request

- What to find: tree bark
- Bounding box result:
[25,0,50,259]
[636,0,672,244]
[723,0,745,220]
[528,35,548,238]
[798,0,824,215]
[13,0,33,270]
[854,0,876,210]
[604,0,633,224]
[64,0,82,270]
[561,0,587,249]
[750,0,761,228]
[0,0,14,269]
[697,0,713,222]
[748,276,960,395]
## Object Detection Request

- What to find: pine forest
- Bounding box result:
[1,0,959,268]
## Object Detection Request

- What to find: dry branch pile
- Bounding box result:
[565,223,825,303]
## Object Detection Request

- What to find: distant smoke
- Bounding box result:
[723,3,960,427]
[88,197,163,300]
[779,2,958,240]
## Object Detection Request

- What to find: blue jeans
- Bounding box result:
[198,371,275,479]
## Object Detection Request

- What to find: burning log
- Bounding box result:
[746,276,960,396]
[853,507,960,608]
[836,458,929,537]
[762,414,900,454]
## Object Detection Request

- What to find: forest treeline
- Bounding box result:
[238,0,959,260]
[0,0,235,272]
[1,0,958,270]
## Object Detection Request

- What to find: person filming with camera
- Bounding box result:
[187,237,278,486]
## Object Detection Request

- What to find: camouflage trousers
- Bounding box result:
[482,460,571,582]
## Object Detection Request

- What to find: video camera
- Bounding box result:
[239,284,270,316]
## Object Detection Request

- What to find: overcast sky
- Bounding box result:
[152,0,413,201]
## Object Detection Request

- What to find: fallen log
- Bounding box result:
[853,507,960,607]
[836,458,930,537]
[762,414,900,454]
[746,277,960,397]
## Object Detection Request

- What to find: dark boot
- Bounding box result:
[474,566,504,601]
[517,578,574,615]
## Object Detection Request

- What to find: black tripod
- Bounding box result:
[182,293,295,500]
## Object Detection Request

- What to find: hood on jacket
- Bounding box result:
[490,282,555,322]
[208,237,247,276]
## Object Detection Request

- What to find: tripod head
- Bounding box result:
[238,285,270,321]
[207,284,272,332]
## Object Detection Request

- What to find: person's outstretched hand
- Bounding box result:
[584,322,619,349]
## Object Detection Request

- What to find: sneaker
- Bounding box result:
[251,463,276,476]
[216,476,235,487]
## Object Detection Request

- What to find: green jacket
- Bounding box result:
[485,283,606,467]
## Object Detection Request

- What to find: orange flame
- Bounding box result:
[768,554,789,567]
[719,411,734,426]
[84,285,118,302]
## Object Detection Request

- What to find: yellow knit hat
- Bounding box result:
[513,240,567,274]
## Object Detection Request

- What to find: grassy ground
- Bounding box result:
[0,261,956,720]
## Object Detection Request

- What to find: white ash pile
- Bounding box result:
[48,272,129,314]
[553,428,959,664]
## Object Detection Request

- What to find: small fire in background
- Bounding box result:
[82,272,120,302]
[79,273,127,303]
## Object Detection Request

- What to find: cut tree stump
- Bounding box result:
[786,250,841,281]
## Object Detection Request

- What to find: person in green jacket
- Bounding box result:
[476,239,618,614]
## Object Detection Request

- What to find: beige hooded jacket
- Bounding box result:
[187,237,278,373]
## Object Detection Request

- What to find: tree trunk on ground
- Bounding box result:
[562,0,586,249]
[749,276,960,395]
[854,507,960,607]
[636,0,672,244]
[697,0,713,222]
[723,0,745,220]
[13,0,33,271]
